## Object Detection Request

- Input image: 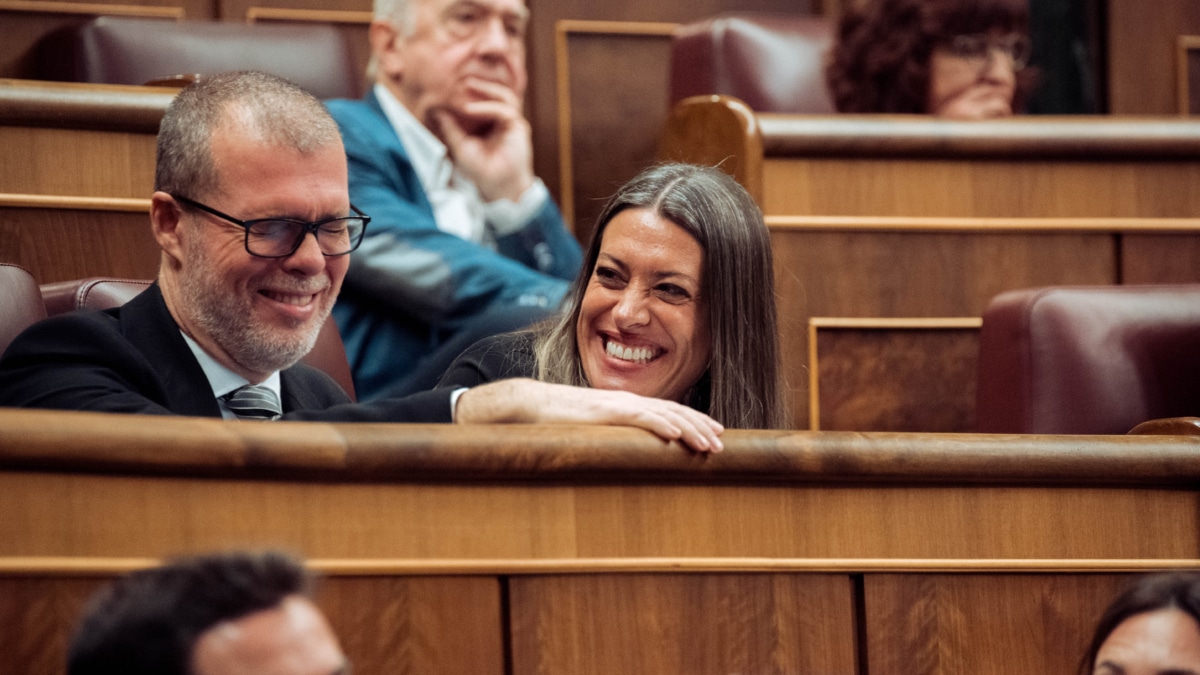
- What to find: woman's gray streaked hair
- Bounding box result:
[533,162,789,430]
[154,70,342,200]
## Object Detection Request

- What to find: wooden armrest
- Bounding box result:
[1128,417,1200,435]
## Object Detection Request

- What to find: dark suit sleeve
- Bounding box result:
[0,300,457,423]
[280,362,454,422]
[0,311,181,414]
[438,331,538,389]
[286,388,455,423]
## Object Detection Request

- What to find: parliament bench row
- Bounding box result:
[1,410,1199,674]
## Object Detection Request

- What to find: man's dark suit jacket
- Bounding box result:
[0,283,453,422]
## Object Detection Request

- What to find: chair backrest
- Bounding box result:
[669,13,834,114]
[39,277,357,401]
[36,16,361,100]
[975,285,1200,434]
[40,277,150,317]
[0,264,47,357]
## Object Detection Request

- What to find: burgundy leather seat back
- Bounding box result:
[39,277,357,402]
[40,277,149,317]
[0,264,47,357]
[36,16,361,100]
[670,13,834,114]
[975,285,1200,434]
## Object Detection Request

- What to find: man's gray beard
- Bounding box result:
[179,260,323,376]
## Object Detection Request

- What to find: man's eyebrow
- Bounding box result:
[451,0,529,21]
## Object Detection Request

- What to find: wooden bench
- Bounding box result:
[1,410,1198,673]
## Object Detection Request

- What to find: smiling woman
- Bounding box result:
[438,163,788,430]
[825,0,1034,118]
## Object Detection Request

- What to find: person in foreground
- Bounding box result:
[825,0,1034,119]
[325,0,582,400]
[68,550,346,675]
[439,163,788,430]
[0,71,722,452]
[1080,572,1200,675]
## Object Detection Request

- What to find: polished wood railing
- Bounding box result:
[1,409,1198,673]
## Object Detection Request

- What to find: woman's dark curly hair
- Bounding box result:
[825,0,1032,114]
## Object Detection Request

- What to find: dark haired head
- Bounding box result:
[1079,572,1200,674]
[532,162,788,429]
[68,550,311,675]
[825,0,1032,114]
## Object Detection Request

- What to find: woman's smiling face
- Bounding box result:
[575,207,711,403]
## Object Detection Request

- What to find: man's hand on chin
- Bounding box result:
[454,379,726,454]
[431,79,534,202]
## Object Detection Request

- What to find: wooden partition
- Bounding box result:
[0,79,167,282]
[0,195,155,282]
[1,409,1199,674]
[0,79,167,197]
[661,96,1200,429]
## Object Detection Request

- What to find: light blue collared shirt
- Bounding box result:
[180,332,282,420]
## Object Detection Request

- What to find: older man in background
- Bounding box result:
[327,0,582,400]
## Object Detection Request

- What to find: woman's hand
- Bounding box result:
[455,379,725,453]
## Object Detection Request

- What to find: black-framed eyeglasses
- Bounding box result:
[947,33,1032,72]
[171,194,369,259]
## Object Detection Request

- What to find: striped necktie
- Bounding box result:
[222,384,282,421]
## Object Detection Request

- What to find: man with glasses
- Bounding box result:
[0,70,723,452]
[325,0,582,401]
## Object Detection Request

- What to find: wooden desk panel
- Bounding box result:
[0,573,505,675]
[318,575,505,675]
[0,126,157,199]
[0,198,156,283]
[2,412,1200,561]
[0,576,104,675]
[1121,233,1200,283]
[1,414,1200,674]
[864,574,1132,675]
[810,320,980,432]
[770,228,1115,318]
[0,82,165,282]
[761,158,1200,219]
[2,472,1198,560]
[509,573,857,675]
[770,227,1117,429]
[0,79,169,199]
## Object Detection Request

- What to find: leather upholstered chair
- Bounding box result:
[669,13,835,113]
[0,264,47,357]
[39,276,150,317]
[39,277,357,401]
[975,285,1200,435]
[36,16,361,100]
